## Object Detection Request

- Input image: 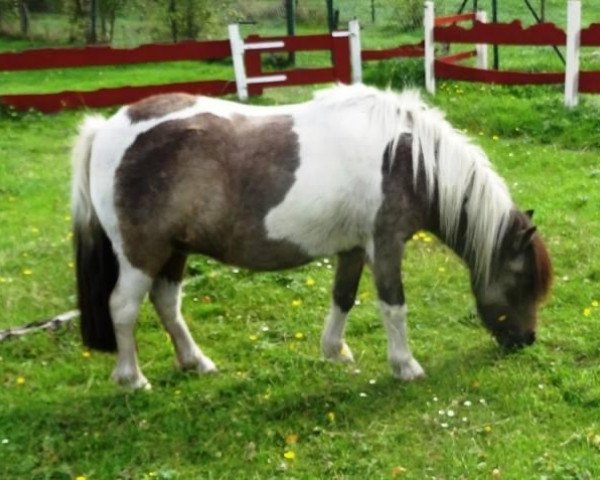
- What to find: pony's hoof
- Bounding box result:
[112,370,152,390]
[392,358,425,381]
[323,341,355,363]
[181,356,218,374]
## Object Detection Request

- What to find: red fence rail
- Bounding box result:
[0,40,236,112]
[433,19,600,92]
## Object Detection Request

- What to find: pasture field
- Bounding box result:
[1,5,600,479]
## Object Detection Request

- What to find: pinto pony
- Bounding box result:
[72,84,551,389]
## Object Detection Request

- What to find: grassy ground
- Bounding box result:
[1,4,600,479]
[1,77,600,480]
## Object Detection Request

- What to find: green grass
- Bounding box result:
[1,77,600,479]
[2,5,600,479]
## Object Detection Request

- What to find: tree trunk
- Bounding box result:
[19,1,30,37]
[169,0,178,42]
[88,0,97,43]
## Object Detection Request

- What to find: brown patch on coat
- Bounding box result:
[127,93,197,123]
[114,112,310,277]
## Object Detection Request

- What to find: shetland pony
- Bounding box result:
[72,84,552,389]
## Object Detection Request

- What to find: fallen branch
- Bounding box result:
[0,310,79,342]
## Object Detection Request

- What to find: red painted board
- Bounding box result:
[438,50,476,64]
[580,71,600,93]
[331,35,351,84]
[362,43,424,61]
[0,40,231,71]
[581,24,600,46]
[435,13,476,27]
[0,80,236,113]
[434,20,566,46]
[435,59,564,85]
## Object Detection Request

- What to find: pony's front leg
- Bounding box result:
[109,262,153,390]
[321,248,365,362]
[372,241,425,381]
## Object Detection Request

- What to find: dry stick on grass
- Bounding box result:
[0,310,79,342]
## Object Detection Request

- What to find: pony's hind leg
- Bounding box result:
[109,258,153,390]
[149,254,216,373]
[372,239,425,381]
[321,248,365,362]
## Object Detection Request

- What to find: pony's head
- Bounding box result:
[474,210,552,349]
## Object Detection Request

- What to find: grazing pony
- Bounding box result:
[72,84,552,389]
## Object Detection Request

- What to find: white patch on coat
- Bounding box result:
[321,304,354,362]
[379,302,425,381]
[265,87,411,256]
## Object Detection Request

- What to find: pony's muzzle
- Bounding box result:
[496,330,536,350]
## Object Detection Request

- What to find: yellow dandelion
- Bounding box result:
[422,236,433,243]
[285,434,298,445]
[411,233,420,241]
[75,476,88,480]
[294,332,305,340]
[249,334,258,341]
[291,299,302,307]
[82,351,91,358]
[583,308,592,317]
[492,135,500,141]
[305,277,316,287]
[0,277,7,283]
[283,450,296,460]
[326,411,335,423]
[483,425,492,433]
[16,376,25,385]
[438,267,446,273]
[22,268,33,276]
[492,468,501,478]
[592,300,599,308]
[392,466,407,477]
[358,291,370,301]
[68,262,75,269]
[31,227,39,234]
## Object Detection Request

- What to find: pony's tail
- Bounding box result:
[71,115,118,352]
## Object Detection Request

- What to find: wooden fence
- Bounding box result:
[425,0,600,106]
[0,22,423,113]
[1,0,598,112]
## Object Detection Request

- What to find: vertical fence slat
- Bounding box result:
[564,0,581,107]
[348,19,363,84]
[475,11,488,70]
[424,1,436,94]
[228,24,248,101]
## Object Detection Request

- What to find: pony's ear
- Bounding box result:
[525,209,534,219]
[514,226,537,252]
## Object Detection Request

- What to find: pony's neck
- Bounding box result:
[427,206,497,292]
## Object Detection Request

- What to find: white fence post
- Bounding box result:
[564,0,581,107]
[228,23,248,101]
[475,10,488,70]
[348,19,362,83]
[424,1,435,94]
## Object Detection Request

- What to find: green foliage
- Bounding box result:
[1,2,600,477]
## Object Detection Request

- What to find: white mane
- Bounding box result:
[313,84,513,285]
